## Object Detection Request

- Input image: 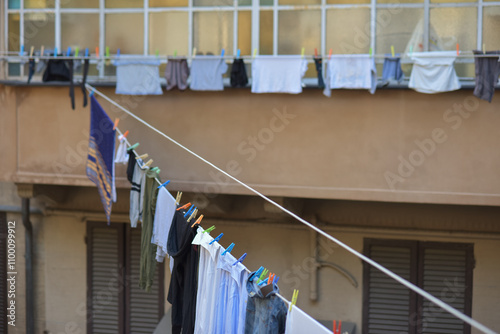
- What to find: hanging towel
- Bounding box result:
[151,187,177,264]
[408,51,461,94]
[129,161,148,228]
[114,135,129,164]
[314,58,325,88]
[86,95,116,224]
[114,56,163,95]
[167,210,199,334]
[323,54,377,97]
[230,58,249,87]
[251,56,308,94]
[285,305,331,334]
[193,228,223,334]
[165,58,190,90]
[189,57,228,91]
[126,150,136,183]
[381,56,404,84]
[473,50,500,102]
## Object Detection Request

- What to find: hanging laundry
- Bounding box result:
[314,58,325,88]
[126,150,136,183]
[230,58,249,87]
[251,56,308,94]
[129,160,148,228]
[473,50,500,102]
[192,228,223,334]
[86,95,116,224]
[27,58,35,84]
[381,56,404,84]
[114,55,163,95]
[189,56,228,91]
[165,58,190,91]
[213,252,249,334]
[151,187,177,265]
[42,56,75,109]
[408,51,461,94]
[114,135,129,164]
[285,305,331,334]
[323,54,377,97]
[167,209,199,334]
[81,59,90,107]
[244,271,287,334]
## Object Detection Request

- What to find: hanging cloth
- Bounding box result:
[285,305,332,334]
[230,58,249,87]
[381,56,404,84]
[42,55,75,109]
[114,136,129,164]
[151,187,177,265]
[189,56,228,91]
[408,51,461,94]
[314,58,325,88]
[114,55,163,95]
[473,50,500,102]
[251,56,308,94]
[165,58,190,91]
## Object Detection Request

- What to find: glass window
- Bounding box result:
[278,10,320,55]
[376,8,424,55]
[61,0,99,8]
[8,0,21,9]
[149,12,189,56]
[25,0,55,8]
[238,0,252,6]
[430,7,477,51]
[327,8,371,54]
[61,14,99,51]
[149,0,188,7]
[327,0,370,4]
[105,0,142,8]
[24,13,55,50]
[377,0,422,3]
[193,0,232,6]
[279,0,320,5]
[238,11,252,55]
[193,12,233,55]
[8,14,21,51]
[260,10,273,55]
[105,14,144,54]
[483,7,500,51]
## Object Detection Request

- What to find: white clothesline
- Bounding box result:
[86,83,496,334]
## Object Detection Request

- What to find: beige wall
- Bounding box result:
[1,85,500,207]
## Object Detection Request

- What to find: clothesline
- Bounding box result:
[86,83,495,334]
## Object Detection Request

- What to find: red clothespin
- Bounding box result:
[333,320,341,334]
[176,202,191,211]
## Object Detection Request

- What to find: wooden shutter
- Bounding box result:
[364,243,415,334]
[0,213,8,333]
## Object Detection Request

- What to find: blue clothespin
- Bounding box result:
[117,48,120,57]
[258,278,269,286]
[255,266,264,277]
[233,253,247,266]
[89,89,94,97]
[222,243,235,256]
[184,205,195,218]
[221,49,225,57]
[66,47,71,57]
[236,49,240,59]
[20,45,24,56]
[273,276,279,284]
[209,233,223,245]
[54,47,58,57]
[85,48,89,58]
[157,180,170,189]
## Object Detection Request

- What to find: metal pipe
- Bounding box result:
[21,198,34,334]
[310,216,319,302]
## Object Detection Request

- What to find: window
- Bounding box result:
[87,222,164,334]
[363,239,473,334]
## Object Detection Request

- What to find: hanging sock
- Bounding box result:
[165,58,190,91]
[27,58,36,84]
[230,58,248,87]
[81,59,90,107]
[473,50,500,102]
[313,57,325,88]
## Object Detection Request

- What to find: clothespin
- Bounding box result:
[105,46,110,58]
[483,43,485,54]
[173,50,177,57]
[175,191,182,205]
[184,205,195,218]
[232,253,247,265]
[203,225,216,234]
[409,45,413,56]
[456,43,459,56]
[29,46,34,57]
[328,48,332,60]
[113,118,119,130]
[187,208,198,222]
[20,45,24,56]
[192,47,197,58]
[289,289,299,311]
[391,45,395,58]
[333,320,342,334]
[117,48,121,57]
[89,88,94,97]
[155,50,159,58]
[176,202,191,211]
[253,48,257,58]
[127,142,139,151]
[75,47,79,57]
[191,214,204,228]
[236,49,241,58]
[255,266,264,278]
[314,48,318,58]
[143,159,153,168]
[268,273,275,284]
[222,243,235,256]
[41,46,45,57]
[221,49,225,57]
[66,47,71,57]
[150,167,160,174]
[369,47,372,57]
[95,47,99,58]
[136,153,148,160]
[209,233,223,245]
[301,47,305,58]
[119,130,129,139]
[258,278,268,286]
[258,268,269,283]
[273,276,279,284]
[85,48,89,58]
[157,180,170,189]
[54,47,58,57]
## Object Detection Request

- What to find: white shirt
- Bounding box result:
[151,187,177,264]
[324,54,377,96]
[189,57,228,91]
[114,56,163,95]
[129,162,147,228]
[251,56,308,94]
[285,305,332,334]
[408,51,461,94]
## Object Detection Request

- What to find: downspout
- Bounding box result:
[21,198,35,334]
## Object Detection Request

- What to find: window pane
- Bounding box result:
[105,14,144,54]
[8,0,21,9]
[483,7,500,50]
[431,0,474,2]
[238,0,252,5]
[24,13,55,50]
[61,0,99,8]
[193,12,233,55]
[238,11,252,55]
[327,0,369,4]
[61,14,99,50]
[149,12,188,56]
[278,10,320,55]
[193,0,231,6]
[430,7,477,52]
[260,11,273,55]
[8,14,20,51]
[149,0,188,6]
[279,0,320,4]
[376,8,423,55]
[25,0,55,8]
[327,8,371,54]
[377,0,422,3]
[106,0,142,8]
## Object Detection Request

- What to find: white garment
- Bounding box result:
[114,56,163,95]
[189,57,228,91]
[251,56,308,94]
[151,187,177,263]
[408,51,461,94]
[285,305,332,334]
[114,137,128,164]
[193,228,222,334]
[323,54,377,96]
[129,162,148,228]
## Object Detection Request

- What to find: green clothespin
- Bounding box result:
[258,268,269,283]
[174,50,177,57]
[75,47,79,57]
[203,225,216,234]
[155,50,159,58]
[369,47,372,57]
[127,142,140,151]
[106,46,110,58]
[289,289,299,311]
[151,167,160,174]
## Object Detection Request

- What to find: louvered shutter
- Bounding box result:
[90,227,120,334]
[0,213,7,334]
[421,248,468,334]
[366,245,413,334]
[128,228,161,334]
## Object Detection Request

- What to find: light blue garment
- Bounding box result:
[382,56,404,84]
[114,55,163,95]
[189,56,228,91]
[323,54,377,96]
[408,51,461,94]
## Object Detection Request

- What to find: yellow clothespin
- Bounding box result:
[483,43,486,54]
[253,48,257,58]
[136,153,148,160]
[391,45,395,58]
[175,191,183,205]
[155,49,159,58]
[40,46,45,57]
[301,47,305,58]
[192,47,197,58]
[143,159,153,168]
[191,214,204,228]
[289,289,299,311]
[29,46,34,57]
[369,47,372,57]
[187,208,198,222]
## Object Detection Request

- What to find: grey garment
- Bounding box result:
[189,57,228,91]
[129,162,148,228]
[382,56,404,84]
[165,58,190,90]
[473,50,500,103]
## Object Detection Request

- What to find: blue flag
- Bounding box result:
[86,95,116,223]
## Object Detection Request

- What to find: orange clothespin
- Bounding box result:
[314,48,318,58]
[456,43,459,56]
[191,214,204,228]
[268,273,275,284]
[95,47,99,58]
[176,202,191,211]
[121,130,129,138]
[113,118,119,130]
[328,48,333,60]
